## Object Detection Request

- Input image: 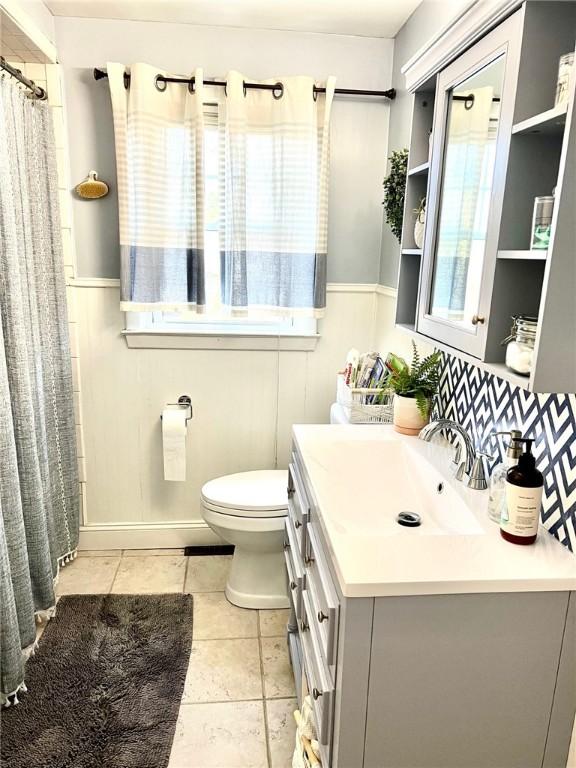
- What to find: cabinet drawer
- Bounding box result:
[288,461,309,559]
[284,518,305,619]
[300,589,335,748]
[305,523,339,667]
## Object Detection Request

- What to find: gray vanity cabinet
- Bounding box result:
[287,441,576,768]
[364,591,575,768]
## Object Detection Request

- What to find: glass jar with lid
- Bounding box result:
[502,315,538,376]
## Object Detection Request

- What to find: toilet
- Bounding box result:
[201,470,289,609]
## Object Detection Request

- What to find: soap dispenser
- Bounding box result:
[501,438,543,545]
[487,430,522,523]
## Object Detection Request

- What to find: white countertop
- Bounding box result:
[292,424,576,598]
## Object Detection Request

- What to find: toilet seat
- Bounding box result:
[201,470,288,519]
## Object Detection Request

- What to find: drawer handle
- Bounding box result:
[283,541,290,551]
[305,554,315,565]
[300,619,308,632]
[287,486,295,498]
[312,687,323,700]
[290,580,298,591]
[317,610,328,623]
[294,520,302,529]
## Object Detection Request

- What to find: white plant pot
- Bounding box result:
[393,394,429,436]
[414,210,426,249]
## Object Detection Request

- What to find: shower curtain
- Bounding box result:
[0,77,79,704]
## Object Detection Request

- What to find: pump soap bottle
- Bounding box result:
[487,429,522,523]
[501,438,543,545]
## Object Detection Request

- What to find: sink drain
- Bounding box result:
[396,511,422,528]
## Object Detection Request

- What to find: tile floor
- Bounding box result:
[49,549,297,768]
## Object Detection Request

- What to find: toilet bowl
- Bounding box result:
[201,470,289,609]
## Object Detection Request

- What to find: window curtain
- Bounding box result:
[220,71,336,317]
[108,62,206,311]
[432,86,494,317]
[0,77,79,705]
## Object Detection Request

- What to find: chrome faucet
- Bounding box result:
[418,419,489,490]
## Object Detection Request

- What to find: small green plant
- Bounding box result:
[382,148,408,242]
[387,342,442,419]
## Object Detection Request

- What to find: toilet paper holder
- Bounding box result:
[161,395,193,424]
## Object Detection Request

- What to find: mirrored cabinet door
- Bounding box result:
[417,12,522,357]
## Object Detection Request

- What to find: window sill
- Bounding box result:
[122,329,320,351]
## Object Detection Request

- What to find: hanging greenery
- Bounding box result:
[382,148,408,242]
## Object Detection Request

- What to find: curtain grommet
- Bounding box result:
[464,94,475,110]
[155,75,167,92]
[123,72,130,90]
[243,80,247,97]
[313,86,318,102]
[272,82,284,100]
[188,78,195,94]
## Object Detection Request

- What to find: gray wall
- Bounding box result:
[54,17,394,283]
[379,0,469,287]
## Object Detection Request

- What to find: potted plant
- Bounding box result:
[382,148,408,242]
[386,342,442,435]
[413,197,426,249]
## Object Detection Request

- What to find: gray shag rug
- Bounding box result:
[1,594,193,768]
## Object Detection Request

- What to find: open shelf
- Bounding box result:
[396,323,533,391]
[395,250,422,328]
[401,173,428,250]
[407,161,430,177]
[497,250,547,260]
[498,133,563,251]
[407,83,436,169]
[512,102,568,135]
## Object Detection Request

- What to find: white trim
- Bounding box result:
[401,0,522,91]
[78,520,221,550]
[68,278,385,294]
[122,330,319,351]
[375,285,398,298]
[68,277,121,288]
[0,0,58,64]
[326,282,378,293]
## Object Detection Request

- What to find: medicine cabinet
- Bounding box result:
[396,0,576,393]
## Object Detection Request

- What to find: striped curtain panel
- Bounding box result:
[220,71,336,317]
[108,63,206,311]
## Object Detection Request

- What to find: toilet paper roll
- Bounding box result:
[162,408,187,481]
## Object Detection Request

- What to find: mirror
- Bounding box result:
[429,55,506,328]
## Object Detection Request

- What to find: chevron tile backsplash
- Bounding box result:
[435,353,576,552]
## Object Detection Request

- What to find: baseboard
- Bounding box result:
[78,521,222,550]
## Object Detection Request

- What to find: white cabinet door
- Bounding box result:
[417,9,522,357]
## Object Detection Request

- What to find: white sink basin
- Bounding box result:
[311,438,483,537]
[292,424,576,598]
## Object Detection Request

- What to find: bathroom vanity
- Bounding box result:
[285,425,576,768]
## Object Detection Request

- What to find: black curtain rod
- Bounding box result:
[452,94,501,103]
[1,56,47,100]
[93,67,395,100]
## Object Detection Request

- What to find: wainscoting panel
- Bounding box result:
[75,285,376,532]
[436,353,576,552]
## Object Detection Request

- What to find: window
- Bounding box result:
[125,103,318,343]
